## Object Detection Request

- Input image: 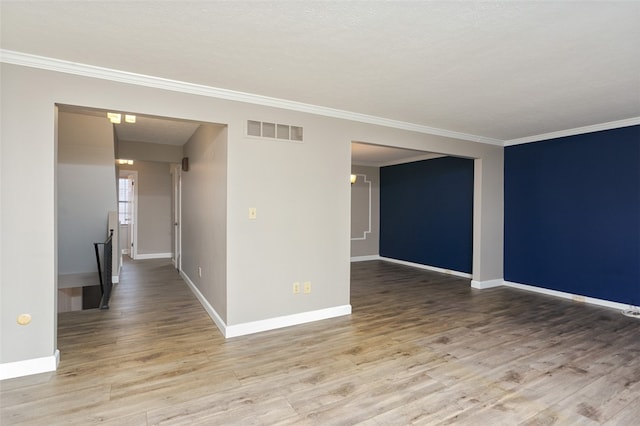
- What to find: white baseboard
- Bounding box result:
[471,279,503,289]
[225,305,352,338]
[351,259,630,313]
[503,280,631,311]
[0,350,59,381]
[180,271,352,339]
[136,253,173,260]
[180,271,227,336]
[380,257,473,279]
[350,255,381,262]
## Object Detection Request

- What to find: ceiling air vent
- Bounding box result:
[247,120,303,142]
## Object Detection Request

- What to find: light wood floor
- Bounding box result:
[2,259,639,425]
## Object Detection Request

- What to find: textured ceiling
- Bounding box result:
[2,1,639,143]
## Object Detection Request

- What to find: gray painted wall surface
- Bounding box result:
[0,63,503,369]
[57,111,118,275]
[181,124,228,322]
[350,165,380,258]
[119,161,172,255]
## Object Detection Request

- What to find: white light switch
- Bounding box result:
[249,207,257,219]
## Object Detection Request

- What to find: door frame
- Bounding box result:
[118,170,139,260]
[170,164,182,270]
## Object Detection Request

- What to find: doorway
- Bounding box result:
[118,170,138,261]
[350,141,475,278]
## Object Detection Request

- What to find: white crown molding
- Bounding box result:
[505,117,640,146]
[0,49,503,146]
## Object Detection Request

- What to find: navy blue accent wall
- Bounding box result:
[505,125,640,305]
[380,156,474,273]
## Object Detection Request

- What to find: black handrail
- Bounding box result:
[94,229,114,310]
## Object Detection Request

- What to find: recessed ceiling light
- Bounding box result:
[125,114,136,123]
[107,112,121,124]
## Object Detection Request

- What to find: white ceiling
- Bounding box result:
[2,1,639,146]
[58,104,201,146]
[112,116,201,147]
[351,142,443,167]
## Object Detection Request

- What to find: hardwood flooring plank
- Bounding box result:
[2,259,640,425]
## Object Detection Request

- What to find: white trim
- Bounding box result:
[225,305,352,338]
[0,350,60,380]
[135,253,173,260]
[180,271,227,336]
[350,174,372,241]
[504,117,640,146]
[503,280,631,311]
[112,275,119,284]
[471,279,503,289]
[180,270,352,339]
[350,255,381,262]
[0,49,502,146]
[380,257,472,279]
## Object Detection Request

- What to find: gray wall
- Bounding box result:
[57,111,118,275]
[0,62,503,372]
[350,165,380,258]
[181,124,228,321]
[118,140,183,163]
[119,161,172,256]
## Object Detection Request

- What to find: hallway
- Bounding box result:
[1,259,640,424]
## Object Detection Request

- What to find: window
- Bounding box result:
[118,177,132,224]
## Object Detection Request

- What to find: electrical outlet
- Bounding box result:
[303,281,311,294]
[198,266,202,278]
[292,282,300,294]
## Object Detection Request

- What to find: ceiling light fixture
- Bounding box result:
[107,112,121,124]
[350,174,357,184]
[117,159,134,165]
[125,114,136,123]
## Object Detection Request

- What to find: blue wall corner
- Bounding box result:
[504,125,640,305]
[380,156,474,273]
